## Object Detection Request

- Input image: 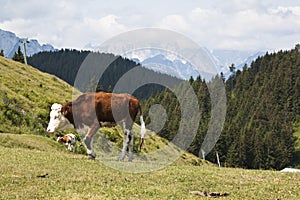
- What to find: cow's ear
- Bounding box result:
[61,103,71,116]
[61,106,68,116]
[62,108,68,116]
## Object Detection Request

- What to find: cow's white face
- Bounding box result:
[47,103,74,132]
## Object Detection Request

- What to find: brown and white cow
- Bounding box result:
[47,92,146,161]
[57,133,76,152]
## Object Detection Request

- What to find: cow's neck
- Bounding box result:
[64,112,75,126]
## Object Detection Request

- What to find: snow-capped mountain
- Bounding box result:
[0,29,55,58]
[140,54,200,80]
[123,48,217,80]
[124,48,265,80]
[212,49,266,77]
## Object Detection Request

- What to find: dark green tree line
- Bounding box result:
[28,49,180,99]
[142,45,300,170]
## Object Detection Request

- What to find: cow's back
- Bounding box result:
[71,92,140,126]
[94,92,140,123]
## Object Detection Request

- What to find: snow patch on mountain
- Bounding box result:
[124,49,203,80]
[124,48,265,80]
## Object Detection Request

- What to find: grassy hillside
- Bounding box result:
[0,56,73,135]
[0,133,300,200]
[0,57,207,163]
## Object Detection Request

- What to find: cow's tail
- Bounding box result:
[138,104,146,151]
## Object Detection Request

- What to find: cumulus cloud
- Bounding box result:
[159,15,189,32]
[83,15,126,37]
[157,5,300,50]
[0,0,299,51]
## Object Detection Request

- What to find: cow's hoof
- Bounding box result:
[88,154,96,160]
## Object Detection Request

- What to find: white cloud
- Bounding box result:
[155,5,300,51]
[269,6,300,16]
[1,1,300,51]
[159,15,188,32]
[84,15,126,37]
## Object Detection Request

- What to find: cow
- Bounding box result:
[57,133,77,152]
[46,92,146,161]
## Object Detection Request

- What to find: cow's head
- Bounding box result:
[47,103,74,132]
[57,135,69,143]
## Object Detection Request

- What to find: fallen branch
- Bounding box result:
[189,191,229,198]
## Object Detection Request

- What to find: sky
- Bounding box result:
[1,0,300,51]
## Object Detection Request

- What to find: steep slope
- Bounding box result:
[0,56,73,135]
[0,57,206,165]
[218,46,300,169]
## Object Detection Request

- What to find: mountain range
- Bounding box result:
[0,29,55,58]
[0,29,265,79]
[124,48,266,80]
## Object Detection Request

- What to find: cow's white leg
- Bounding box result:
[119,129,130,161]
[73,142,76,153]
[128,133,134,162]
[67,143,72,151]
[84,136,96,159]
[83,123,100,159]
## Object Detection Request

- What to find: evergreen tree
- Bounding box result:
[12,46,24,63]
[86,76,98,92]
[107,85,113,93]
[96,85,104,92]
[0,49,4,57]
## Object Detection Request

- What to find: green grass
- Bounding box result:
[0,57,74,135]
[1,133,300,200]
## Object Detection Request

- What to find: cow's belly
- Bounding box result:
[76,124,90,135]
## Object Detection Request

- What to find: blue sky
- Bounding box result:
[1,0,300,51]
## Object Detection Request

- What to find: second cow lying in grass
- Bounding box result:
[57,133,76,152]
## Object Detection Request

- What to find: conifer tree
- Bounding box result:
[12,46,24,63]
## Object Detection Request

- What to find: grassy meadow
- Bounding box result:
[0,133,299,200]
[0,57,300,199]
